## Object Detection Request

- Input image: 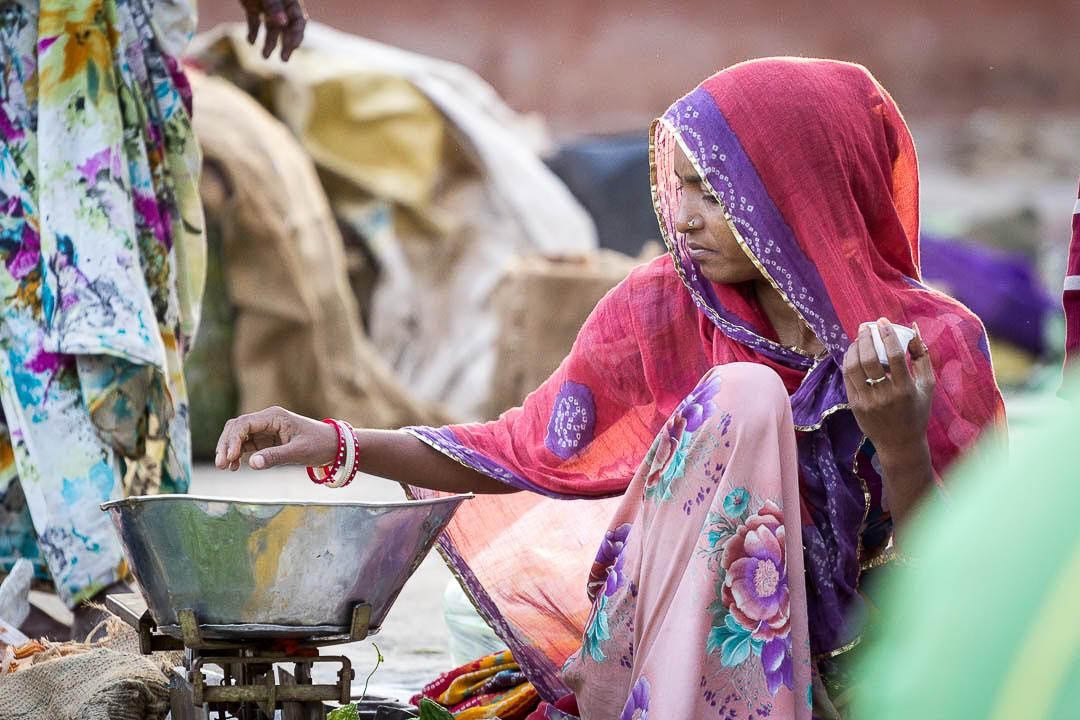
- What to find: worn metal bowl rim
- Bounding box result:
[101,492,473,512]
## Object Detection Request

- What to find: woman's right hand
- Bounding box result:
[215,406,338,471]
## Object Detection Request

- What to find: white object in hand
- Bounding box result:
[861,322,917,369]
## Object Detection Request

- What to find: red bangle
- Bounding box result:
[306,418,347,485]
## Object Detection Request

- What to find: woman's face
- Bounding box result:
[673,145,762,285]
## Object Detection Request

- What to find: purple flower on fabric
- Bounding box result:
[163,54,195,115]
[761,636,795,695]
[675,372,722,432]
[77,148,115,186]
[545,380,596,460]
[588,523,631,601]
[7,224,40,281]
[0,104,23,142]
[133,191,172,249]
[26,350,71,375]
[720,501,790,641]
[619,676,651,720]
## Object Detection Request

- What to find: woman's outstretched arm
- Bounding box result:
[214,406,517,495]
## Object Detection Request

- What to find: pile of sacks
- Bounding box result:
[0,617,170,720]
[0,564,171,720]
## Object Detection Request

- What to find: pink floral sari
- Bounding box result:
[408,59,1004,719]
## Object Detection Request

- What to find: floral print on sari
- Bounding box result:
[0,0,204,606]
[619,677,650,720]
[583,523,632,662]
[552,364,812,720]
[704,492,795,695]
[644,372,727,502]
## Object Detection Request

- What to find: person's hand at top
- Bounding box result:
[238,0,308,61]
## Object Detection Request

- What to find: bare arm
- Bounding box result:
[214,407,517,495]
[355,429,518,494]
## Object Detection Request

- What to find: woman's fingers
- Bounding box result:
[876,318,912,390]
[280,0,307,61]
[250,443,293,469]
[261,0,288,58]
[910,322,937,388]
[239,0,306,61]
[841,338,867,402]
[215,408,283,469]
[240,0,261,44]
[857,324,887,383]
[215,419,233,468]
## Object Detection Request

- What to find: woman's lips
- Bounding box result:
[686,242,717,261]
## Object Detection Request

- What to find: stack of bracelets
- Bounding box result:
[306,418,360,488]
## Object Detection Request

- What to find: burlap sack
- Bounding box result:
[487,250,650,417]
[189,26,599,420]
[0,613,176,720]
[184,71,448,460]
[0,647,169,720]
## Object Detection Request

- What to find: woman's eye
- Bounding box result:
[704,193,721,205]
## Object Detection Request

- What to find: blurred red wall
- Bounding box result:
[198,0,1077,134]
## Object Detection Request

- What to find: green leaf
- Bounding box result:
[327,705,360,720]
[418,698,456,720]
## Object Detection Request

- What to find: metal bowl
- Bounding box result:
[101,493,470,639]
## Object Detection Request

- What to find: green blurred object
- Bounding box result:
[417,699,455,720]
[327,705,361,720]
[183,215,239,461]
[851,374,1080,719]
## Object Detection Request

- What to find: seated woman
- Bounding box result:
[216,58,1004,719]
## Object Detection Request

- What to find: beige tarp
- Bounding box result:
[188,24,598,419]
[186,71,446,455]
[487,250,655,417]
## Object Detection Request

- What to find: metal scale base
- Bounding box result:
[107,594,416,720]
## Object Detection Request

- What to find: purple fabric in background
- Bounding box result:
[920,234,1056,356]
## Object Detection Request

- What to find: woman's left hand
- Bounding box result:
[842,318,936,456]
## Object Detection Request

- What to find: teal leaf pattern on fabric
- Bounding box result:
[583,594,612,662]
[644,371,723,504]
[721,631,753,667]
[709,611,764,668]
[645,431,691,502]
